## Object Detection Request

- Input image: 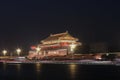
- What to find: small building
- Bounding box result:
[27,31,82,59]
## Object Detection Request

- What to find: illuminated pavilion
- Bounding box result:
[28,31,82,59]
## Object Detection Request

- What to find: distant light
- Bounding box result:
[16,48,21,53]
[31,46,36,50]
[2,50,7,56]
[106,53,109,56]
[16,48,21,56]
[70,43,77,52]
[36,47,41,52]
[98,57,102,60]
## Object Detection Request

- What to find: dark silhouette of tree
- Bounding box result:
[74,44,90,54]
[101,54,117,61]
[89,43,108,53]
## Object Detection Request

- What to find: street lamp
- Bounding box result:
[16,48,21,56]
[70,43,77,52]
[2,50,7,56]
[36,47,41,59]
[70,43,77,59]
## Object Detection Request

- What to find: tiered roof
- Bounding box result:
[41,31,78,42]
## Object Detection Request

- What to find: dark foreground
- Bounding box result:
[0,63,120,80]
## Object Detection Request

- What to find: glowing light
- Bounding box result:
[16,48,21,56]
[36,47,41,52]
[70,43,77,52]
[106,53,109,56]
[31,46,36,49]
[2,50,7,56]
[36,47,41,59]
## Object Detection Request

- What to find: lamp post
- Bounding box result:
[36,47,41,60]
[70,43,77,59]
[2,50,7,56]
[16,48,21,57]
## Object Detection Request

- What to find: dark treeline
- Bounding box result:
[75,42,120,54]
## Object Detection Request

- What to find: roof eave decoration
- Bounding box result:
[41,31,79,42]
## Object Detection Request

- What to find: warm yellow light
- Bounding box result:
[69,64,77,79]
[36,47,41,52]
[2,50,7,56]
[16,48,21,56]
[70,43,77,52]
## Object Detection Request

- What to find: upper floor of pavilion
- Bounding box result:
[41,31,80,45]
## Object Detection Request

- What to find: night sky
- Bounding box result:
[0,0,120,53]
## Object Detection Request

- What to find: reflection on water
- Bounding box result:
[16,64,21,77]
[35,63,42,80]
[0,63,118,80]
[68,64,78,79]
[36,63,41,72]
[16,64,21,72]
[3,62,6,72]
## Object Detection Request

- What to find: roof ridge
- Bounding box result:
[50,31,68,36]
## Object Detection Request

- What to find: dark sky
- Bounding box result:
[0,0,120,52]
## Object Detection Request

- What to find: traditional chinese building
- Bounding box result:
[28,31,82,59]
